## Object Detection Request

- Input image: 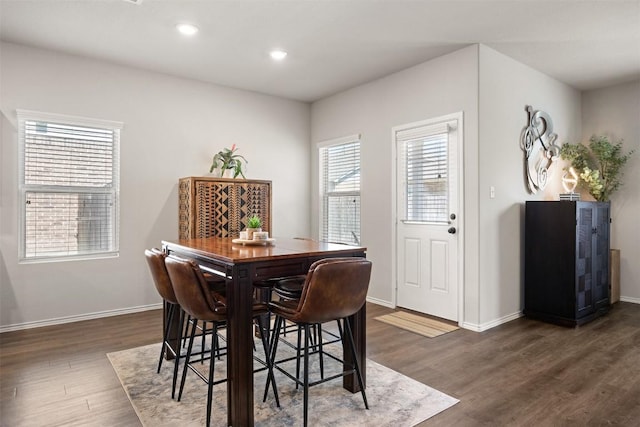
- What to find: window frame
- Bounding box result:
[17,109,122,263]
[318,134,361,245]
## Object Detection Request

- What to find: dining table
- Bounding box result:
[161,237,367,426]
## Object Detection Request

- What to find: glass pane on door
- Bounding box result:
[405,133,448,223]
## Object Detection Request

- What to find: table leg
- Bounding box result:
[226,263,255,426]
[343,303,366,392]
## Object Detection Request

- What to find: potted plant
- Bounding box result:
[560,135,634,201]
[245,215,262,240]
[209,144,247,178]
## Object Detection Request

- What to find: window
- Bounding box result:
[319,135,361,245]
[18,110,122,261]
[396,121,455,224]
[404,132,448,223]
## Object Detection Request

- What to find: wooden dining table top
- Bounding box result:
[161,237,366,264]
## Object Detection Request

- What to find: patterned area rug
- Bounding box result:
[374,311,459,338]
[108,336,458,426]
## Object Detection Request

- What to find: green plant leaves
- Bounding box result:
[247,215,261,228]
[210,145,248,178]
[560,135,634,201]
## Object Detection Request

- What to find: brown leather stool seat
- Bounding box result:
[202,272,226,295]
[266,257,372,427]
[253,274,305,302]
[273,275,306,300]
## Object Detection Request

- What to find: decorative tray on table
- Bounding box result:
[231,238,276,246]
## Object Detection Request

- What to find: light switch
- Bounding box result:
[490,186,495,199]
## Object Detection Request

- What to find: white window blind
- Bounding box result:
[398,123,450,223]
[319,137,361,245]
[18,110,121,261]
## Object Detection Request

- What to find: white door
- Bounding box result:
[395,114,462,322]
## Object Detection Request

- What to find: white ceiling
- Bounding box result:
[1,0,639,102]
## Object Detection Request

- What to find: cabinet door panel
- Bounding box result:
[592,204,610,305]
[576,206,593,315]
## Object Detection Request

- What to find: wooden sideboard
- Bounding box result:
[178,176,272,239]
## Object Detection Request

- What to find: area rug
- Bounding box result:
[374,311,459,338]
[107,336,458,426]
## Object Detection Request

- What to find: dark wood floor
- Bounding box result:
[1,302,639,426]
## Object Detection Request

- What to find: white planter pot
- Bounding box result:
[245,227,261,240]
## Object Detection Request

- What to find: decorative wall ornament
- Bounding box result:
[520,105,560,194]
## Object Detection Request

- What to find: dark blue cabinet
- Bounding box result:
[524,201,610,326]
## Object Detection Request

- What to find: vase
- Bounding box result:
[207,169,234,178]
[220,168,235,178]
[245,227,261,240]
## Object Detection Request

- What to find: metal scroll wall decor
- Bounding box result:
[520,105,560,194]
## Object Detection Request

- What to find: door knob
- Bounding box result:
[448,227,456,234]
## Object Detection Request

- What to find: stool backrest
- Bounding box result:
[145,248,177,305]
[295,257,372,324]
[164,255,227,320]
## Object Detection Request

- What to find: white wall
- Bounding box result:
[581,80,640,302]
[0,42,311,329]
[478,45,582,326]
[311,44,588,331]
[311,46,481,324]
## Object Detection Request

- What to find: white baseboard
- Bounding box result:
[458,322,482,332]
[463,300,639,331]
[461,311,523,332]
[366,296,394,308]
[0,303,163,334]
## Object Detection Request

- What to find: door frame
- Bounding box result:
[390,111,465,325]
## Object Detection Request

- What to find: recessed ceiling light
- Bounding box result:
[270,50,288,61]
[176,23,198,36]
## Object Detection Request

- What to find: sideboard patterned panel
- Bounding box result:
[178,178,192,239]
[178,177,271,239]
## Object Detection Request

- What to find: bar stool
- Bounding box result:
[165,255,280,427]
[145,248,226,397]
[267,257,372,427]
[144,248,186,399]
